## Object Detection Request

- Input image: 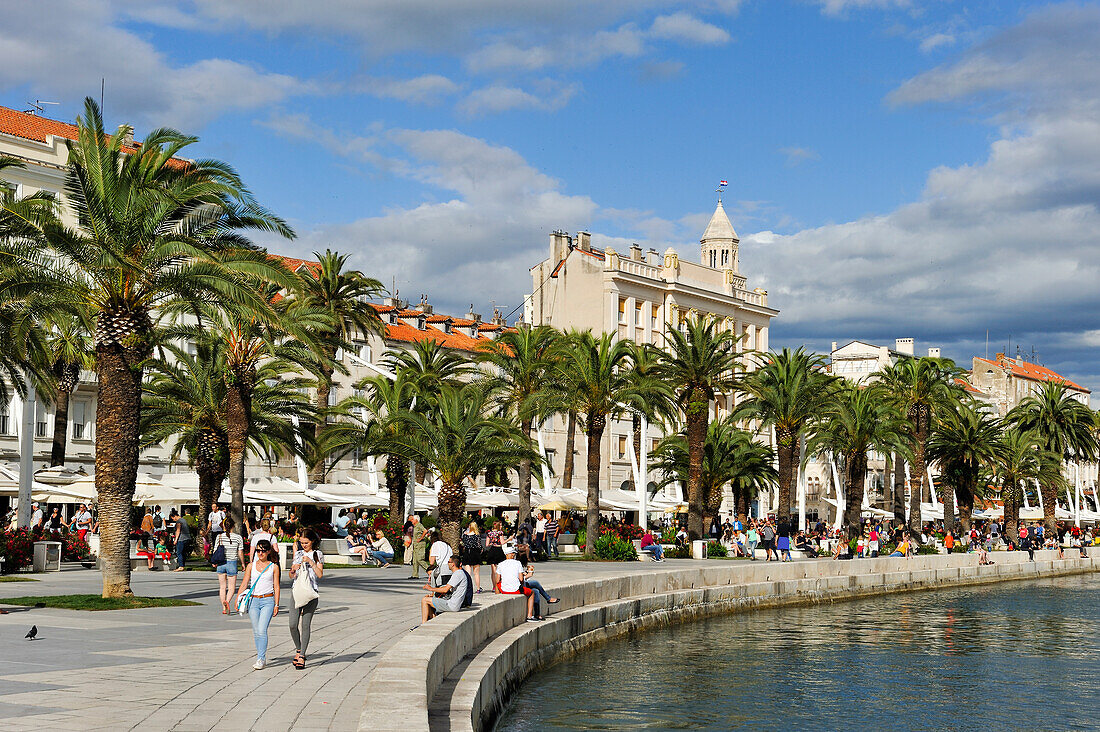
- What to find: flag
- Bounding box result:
[719,180,728,187]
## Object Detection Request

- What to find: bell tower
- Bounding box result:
[700,200,739,273]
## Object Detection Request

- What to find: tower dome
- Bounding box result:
[701,201,739,271]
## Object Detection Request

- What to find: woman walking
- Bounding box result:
[460,521,485,593]
[746,521,759,560]
[483,520,507,591]
[289,528,324,669]
[214,518,245,615]
[234,539,280,670]
[249,518,275,564]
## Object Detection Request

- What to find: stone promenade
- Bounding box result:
[0,559,713,731]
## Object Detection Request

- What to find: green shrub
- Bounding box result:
[421,514,438,529]
[663,544,691,559]
[593,533,637,561]
[916,543,939,555]
[706,541,727,557]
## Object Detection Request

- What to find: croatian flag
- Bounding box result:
[719,180,728,187]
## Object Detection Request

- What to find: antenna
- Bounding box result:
[23,100,59,116]
[100,78,105,114]
[985,329,989,359]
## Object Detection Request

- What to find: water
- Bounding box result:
[495,574,1100,731]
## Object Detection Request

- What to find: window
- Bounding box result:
[805,477,821,503]
[651,438,659,453]
[709,250,717,268]
[0,403,8,435]
[721,250,729,266]
[544,449,556,476]
[35,401,49,438]
[618,297,627,324]
[634,301,642,327]
[72,401,87,440]
[1,181,17,199]
[351,446,364,467]
[617,435,627,459]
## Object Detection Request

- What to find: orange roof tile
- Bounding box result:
[0,105,187,166]
[974,356,1089,394]
[955,377,986,396]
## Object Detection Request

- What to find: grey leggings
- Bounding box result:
[289,598,318,654]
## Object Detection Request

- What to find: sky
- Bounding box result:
[1,0,1098,391]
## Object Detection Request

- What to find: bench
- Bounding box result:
[323,537,367,565]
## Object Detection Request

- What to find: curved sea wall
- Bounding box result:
[359,551,1099,732]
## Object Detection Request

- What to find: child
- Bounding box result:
[155,535,172,568]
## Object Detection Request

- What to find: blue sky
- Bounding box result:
[1,1,1098,391]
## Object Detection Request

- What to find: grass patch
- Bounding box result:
[0,594,201,611]
[0,576,38,582]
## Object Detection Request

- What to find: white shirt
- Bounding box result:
[535,518,547,534]
[429,540,453,572]
[75,510,92,528]
[31,509,43,527]
[208,510,225,532]
[497,558,524,593]
[247,561,277,596]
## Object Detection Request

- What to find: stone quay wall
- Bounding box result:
[359,551,1099,731]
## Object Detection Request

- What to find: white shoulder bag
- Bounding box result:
[292,551,320,608]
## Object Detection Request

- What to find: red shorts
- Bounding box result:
[496,583,532,596]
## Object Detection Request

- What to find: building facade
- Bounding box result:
[525,201,779,503]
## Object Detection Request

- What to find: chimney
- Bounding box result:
[550,230,571,262]
[831,341,838,353]
[118,124,134,147]
[927,347,941,358]
[465,305,481,323]
[647,248,659,265]
[895,338,914,356]
[629,243,642,261]
[491,308,506,326]
[418,294,432,314]
[576,231,591,252]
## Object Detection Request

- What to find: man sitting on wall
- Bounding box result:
[421,556,471,622]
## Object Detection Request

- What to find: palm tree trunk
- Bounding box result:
[518,418,532,526]
[584,416,605,557]
[1040,477,1058,535]
[909,428,927,535]
[310,360,334,484]
[735,487,749,526]
[562,410,576,492]
[956,485,971,537]
[438,480,466,549]
[226,384,251,533]
[1004,482,1021,542]
[415,462,427,487]
[882,456,892,511]
[893,454,906,524]
[685,389,708,540]
[941,480,956,537]
[844,453,867,540]
[386,454,407,521]
[632,413,642,482]
[197,467,223,548]
[94,345,142,598]
[775,426,797,527]
[50,388,71,466]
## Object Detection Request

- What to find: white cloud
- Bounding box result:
[0,0,315,129]
[815,0,912,16]
[748,4,1100,391]
[457,82,578,116]
[354,75,461,104]
[649,12,731,44]
[779,146,821,166]
[919,32,955,52]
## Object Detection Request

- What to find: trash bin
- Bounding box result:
[692,539,708,560]
[33,541,62,572]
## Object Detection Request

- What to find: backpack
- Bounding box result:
[152,513,164,530]
[460,569,474,608]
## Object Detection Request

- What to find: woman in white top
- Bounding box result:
[249,518,275,564]
[214,518,245,615]
[289,528,324,669]
[234,539,280,670]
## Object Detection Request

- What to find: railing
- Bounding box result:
[734,288,766,306]
[615,258,660,279]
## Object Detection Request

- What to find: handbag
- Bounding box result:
[209,538,226,567]
[236,562,272,616]
[292,551,320,608]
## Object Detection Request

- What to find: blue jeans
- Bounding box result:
[248,595,276,661]
[642,544,663,560]
[547,535,559,558]
[175,539,189,569]
[369,550,394,565]
[526,579,552,616]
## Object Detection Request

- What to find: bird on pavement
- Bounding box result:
[25,625,37,640]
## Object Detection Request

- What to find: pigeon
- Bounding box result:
[25,625,37,640]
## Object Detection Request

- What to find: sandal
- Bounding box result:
[222,601,229,615]
[548,598,560,604]
[293,654,305,669]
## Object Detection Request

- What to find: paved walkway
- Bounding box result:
[0,558,733,731]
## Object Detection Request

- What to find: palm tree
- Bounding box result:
[42,313,94,466]
[927,404,1002,536]
[879,357,964,535]
[380,384,535,547]
[292,250,385,483]
[652,416,777,527]
[143,342,313,533]
[195,295,330,531]
[992,428,1064,540]
[809,383,907,538]
[323,373,416,522]
[0,99,294,597]
[1005,381,1098,533]
[480,325,563,525]
[656,317,741,539]
[559,332,644,555]
[735,347,834,527]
